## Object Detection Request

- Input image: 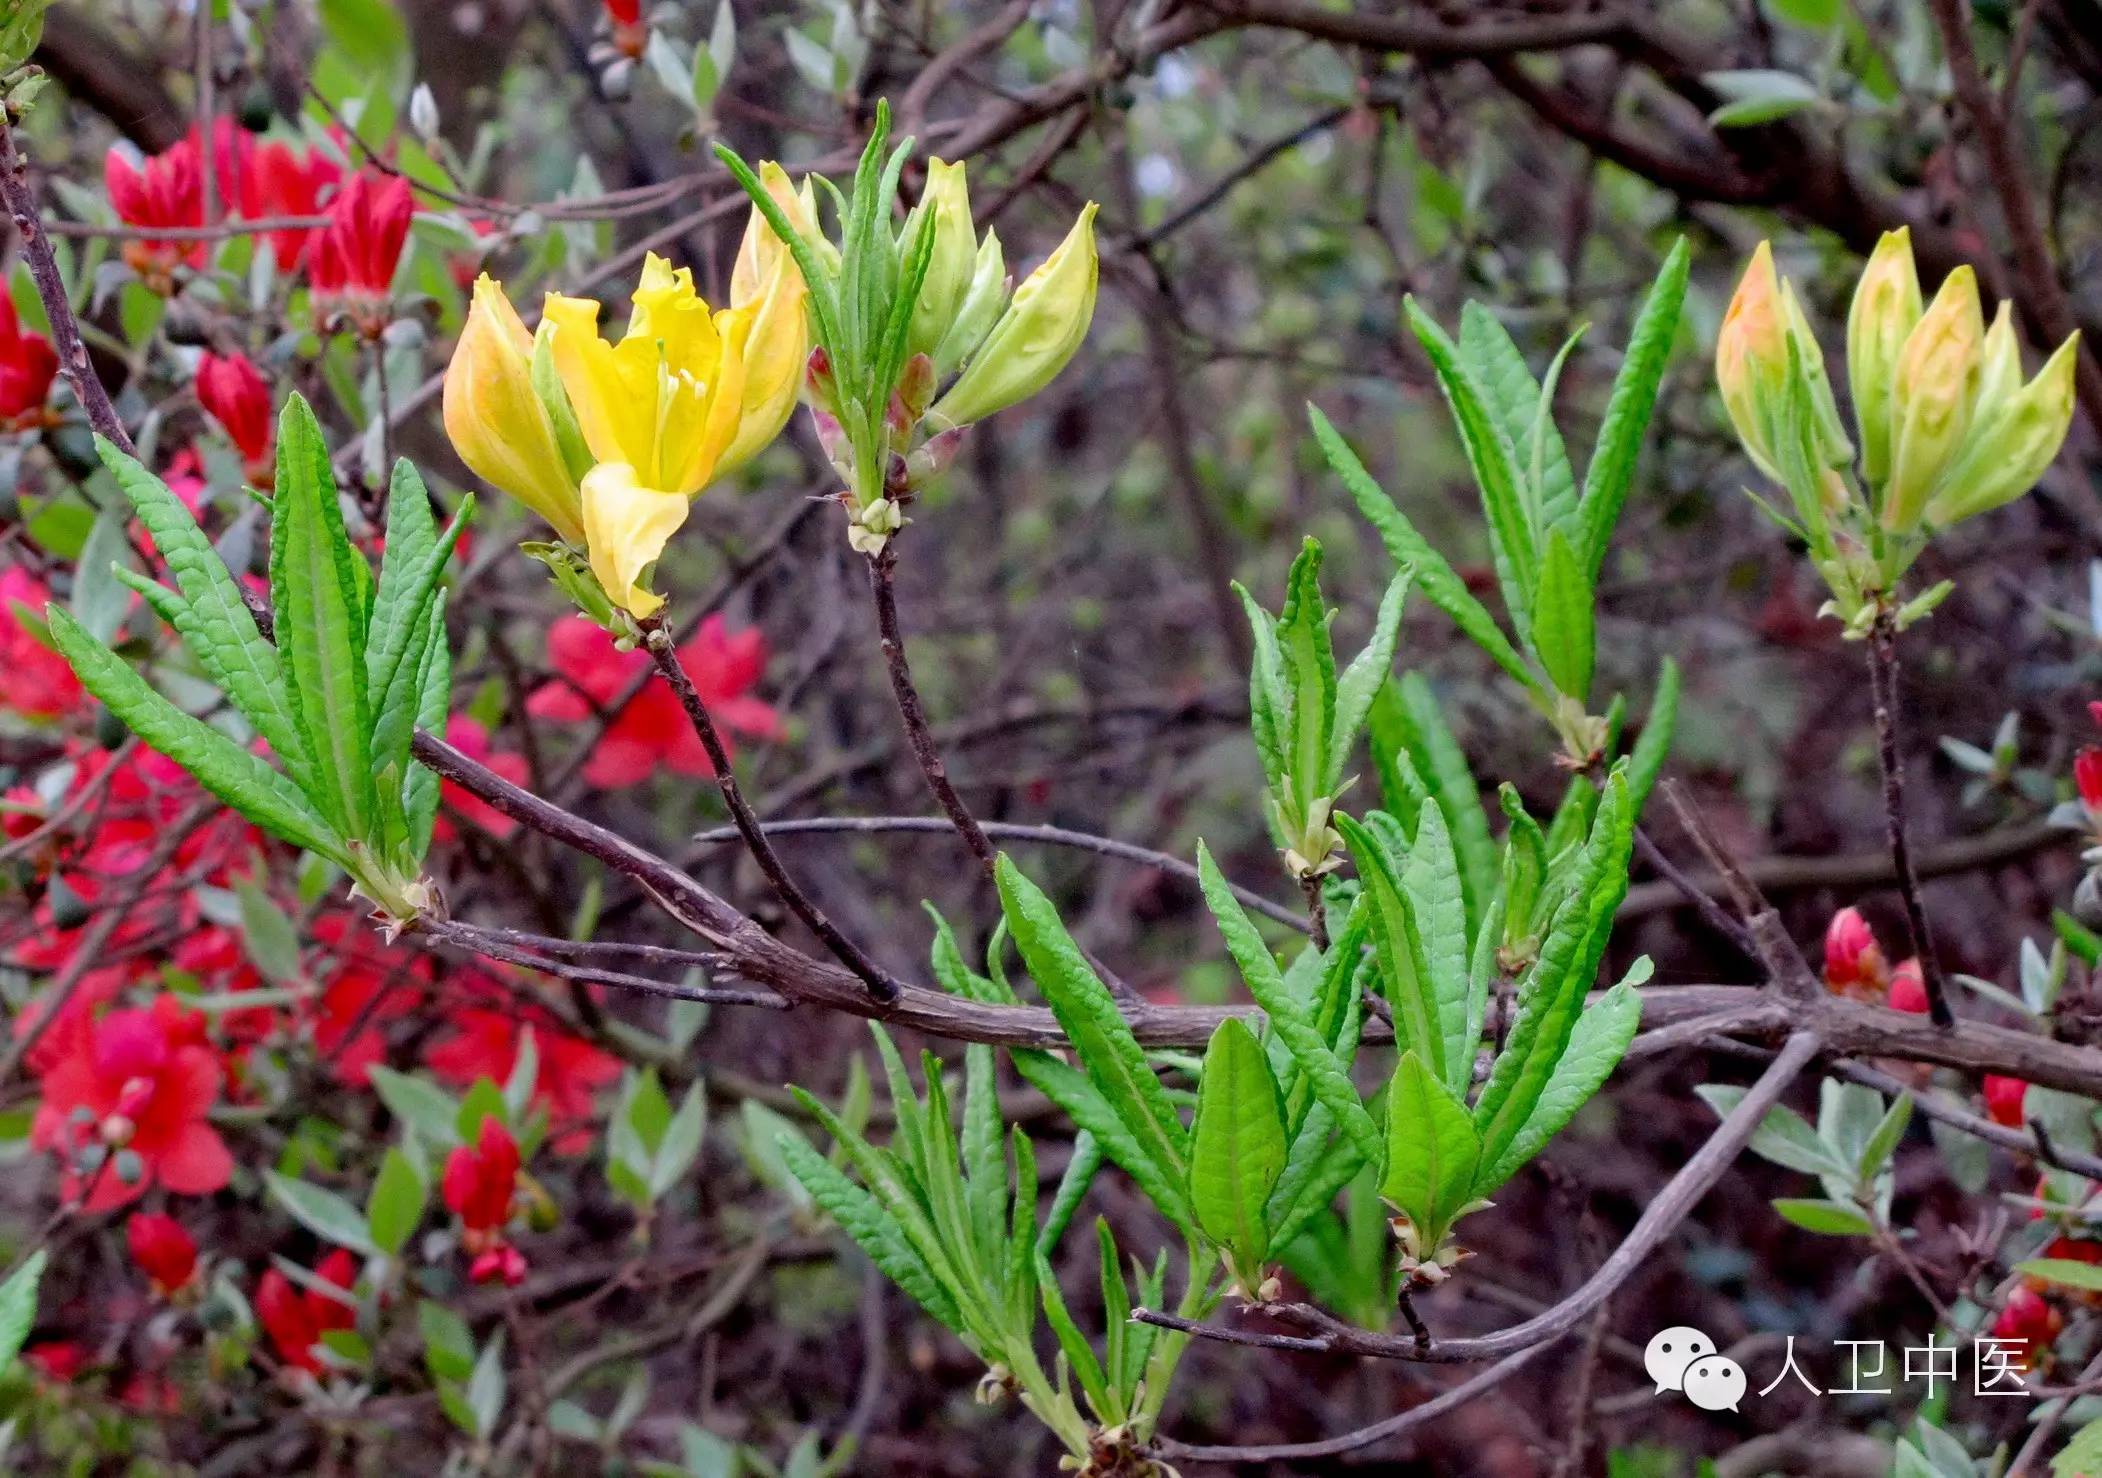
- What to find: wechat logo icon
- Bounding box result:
[1645,1325,1746,1411]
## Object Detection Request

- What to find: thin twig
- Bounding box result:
[1868,610,1955,1027]
[639,615,901,1003]
[864,545,997,872]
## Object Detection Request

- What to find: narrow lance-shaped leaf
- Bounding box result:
[1381,1051,1481,1243]
[1275,538,1338,814]
[1399,801,1475,1097]
[1330,568,1412,784]
[1455,302,1578,539]
[1188,1018,1288,1271]
[1532,527,1595,704]
[47,607,346,862]
[1195,843,1382,1168]
[270,394,377,839]
[1475,971,1644,1196]
[1336,813,1464,1092]
[776,1129,965,1336]
[1405,297,1538,647]
[1234,582,1291,795]
[1625,656,1681,820]
[1311,406,1541,698]
[1581,237,1690,578]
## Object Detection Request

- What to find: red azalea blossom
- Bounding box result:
[0,568,87,718]
[1887,957,1929,1015]
[106,135,205,279]
[1992,1285,2064,1372]
[436,716,528,840]
[30,995,232,1210]
[2077,748,2102,813]
[1985,1074,2030,1128]
[603,0,648,56]
[527,614,782,790]
[307,170,415,326]
[255,1249,358,1375]
[0,292,58,425]
[24,1341,88,1384]
[250,137,343,270]
[194,351,275,480]
[1822,907,1888,1000]
[127,1212,199,1296]
[425,969,618,1152]
[443,1118,521,1235]
[307,913,425,1085]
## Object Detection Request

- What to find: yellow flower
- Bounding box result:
[1715,241,1789,479]
[730,162,826,306]
[441,276,586,545]
[1925,331,2079,526]
[904,159,979,361]
[1883,266,1985,531]
[1845,228,1922,487]
[930,202,1098,430]
[581,462,689,618]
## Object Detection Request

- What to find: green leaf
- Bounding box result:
[94,439,317,793]
[996,857,1189,1180]
[1704,69,1824,128]
[1041,1130,1101,1252]
[1235,580,1291,799]
[1196,845,1381,1169]
[72,509,135,643]
[1771,1198,1876,1236]
[367,464,469,805]
[1472,771,1635,1170]
[1013,1051,1192,1231]
[1475,978,1641,1195]
[367,1147,428,1256]
[1405,297,1538,645]
[650,1084,708,1198]
[270,395,377,840]
[1375,675,1498,935]
[1855,1091,1913,1184]
[1694,1085,1845,1178]
[235,874,304,985]
[1265,1109,1369,1254]
[2052,1419,2102,1478]
[1626,656,1680,820]
[368,1066,462,1147]
[1580,238,1688,578]
[1311,406,1540,697]
[1399,802,1474,1097]
[1188,1018,1288,1269]
[0,1251,47,1371]
[1531,528,1595,703]
[402,593,450,861]
[776,1123,966,1336]
[47,606,344,861]
[1336,815,1463,1093]
[265,1170,379,1255]
[1330,569,1411,783]
[1456,303,1578,538]
[1275,539,1339,811]
[1381,1051,1480,1242]
[0,0,53,71]
[2015,1257,2102,1294]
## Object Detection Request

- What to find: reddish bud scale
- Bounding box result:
[1822,907,1889,1000]
[1887,958,1930,1015]
[1992,1285,2064,1371]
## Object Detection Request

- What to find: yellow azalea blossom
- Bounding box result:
[581,462,690,618]
[1715,241,1789,479]
[442,276,586,545]
[1845,228,1923,486]
[1883,265,1985,531]
[930,202,1099,431]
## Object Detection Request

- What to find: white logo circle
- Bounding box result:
[1681,1353,1747,1412]
[1643,1325,1717,1393]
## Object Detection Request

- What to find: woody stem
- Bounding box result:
[638,616,900,1003]
[1866,607,1955,1028]
[864,543,998,874]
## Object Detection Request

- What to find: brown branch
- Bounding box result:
[1868,612,1955,1028]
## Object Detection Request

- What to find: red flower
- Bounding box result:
[1887,957,1929,1015]
[1985,1074,2030,1128]
[603,0,647,56]
[1991,1285,2064,1372]
[255,1249,357,1375]
[250,139,342,270]
[127,1212,199,1296]
[2077,748,2102,814]
[443,1117,521,1282]
[194,351,274,479]
[307,913,424,1085]
[24,1342,87,1383]
[0,292,57,425]
[603,0,641,23]
[30,995,232,1210]
[106,136,204,278]
[526,614,782,790]
[307,170,414,323]
[435,716,528,841]
[425,970,618,1153]
[0,568,86,718]
[171,924,279,1046]
[1822,907,1888,1000]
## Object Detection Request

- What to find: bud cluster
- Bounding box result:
[718,101,1098,554]
[1717,232,2079,634]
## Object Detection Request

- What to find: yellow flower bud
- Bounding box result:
[1883,265,1985,531]
[932,229,1006,379]
[441,276,586,546]
[904,159,979,362]
[730,163,823,306]
[929,203,1097,430]
[1924,332,2078,526]
[580,461,690,618]
[1845,228,1922,487]
[1781,280,1852,468]
[1715,241,1789,479]
[722,216,811,474]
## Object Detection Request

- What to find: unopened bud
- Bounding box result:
[1716,241,1790,479]
[1846,228,1922,487]
[1926,331,2079,527]
[930,203,1097,430]
[1882,265,1985,532]
[904,159,978,361]
[933,231,1009,379]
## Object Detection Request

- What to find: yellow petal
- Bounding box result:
[1845,227,1921,485]
[441,276,585,545]
[719,249,809,474]
[929,202,1098,429]
[1884,265,1985,530]
[731,163,817,307]
[543,291,653,473]
[581,462,689,617]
